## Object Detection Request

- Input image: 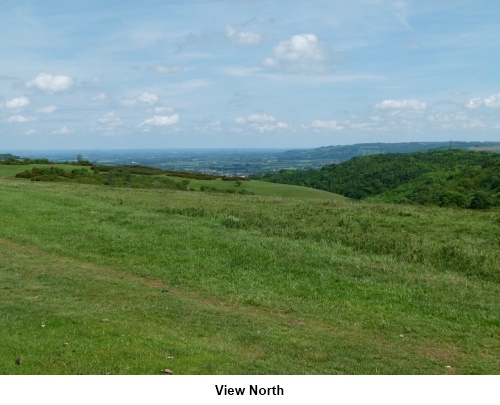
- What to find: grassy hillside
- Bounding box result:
[253,149,500,209]
[165,174,344,199]
[0,169,498,374]
[3,163,342,201]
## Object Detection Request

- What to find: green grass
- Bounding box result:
[0,163,344,200]
[165,174,345,199]
[0,174,498,374]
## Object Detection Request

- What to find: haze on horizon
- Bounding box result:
[1,0,499,150]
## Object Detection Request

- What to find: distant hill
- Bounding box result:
[252,149,500,209]
[279,141,500,163]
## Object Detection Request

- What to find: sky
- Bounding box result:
[1,0,499,150]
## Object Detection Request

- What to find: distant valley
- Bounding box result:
[6,141,500,176]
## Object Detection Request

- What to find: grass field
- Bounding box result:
[0,168,498,374]
[165,174,345,199]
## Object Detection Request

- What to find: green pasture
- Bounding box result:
[165,174,345,199]
[0,164,344,200]
[0,172,498,374]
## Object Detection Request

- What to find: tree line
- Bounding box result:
[251,149,500,209]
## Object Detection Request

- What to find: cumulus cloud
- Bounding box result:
[375,99,427,110]
[7,115,36,123]
[263,34,332,73]
[138,92,159,105]
[225,25,262,45]
[121,92,159,107]
[37,105,58,114]
[466,94,500,109]
[5,96,30,109]
[27,73,74,93]
[235,114,276,124]
[311,120,344,130]
[139,114,180,127]
[484,94,500,108]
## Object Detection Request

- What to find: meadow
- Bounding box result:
[0,164,498,374]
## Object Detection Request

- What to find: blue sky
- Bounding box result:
[1,0,499,149]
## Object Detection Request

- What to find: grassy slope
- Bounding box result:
[0,175,498,374]
[165,175,345,199]
[1,164,344,200]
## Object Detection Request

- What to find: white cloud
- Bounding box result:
[52,126,72,134]
[235,114,276,124]
[7,115,35,123]
[37,105,58,114]
[138,92,159,105]
[27,73,74,93]
[5,96,30,109]
[263,34,332,73]
[121,92,159,107]
[98,111,123,127]
[247,114,276,123]
[234,114,276,124]
[311,120,344,130]
[466,93,500,109]
[252,121,289,133]
[466,97,482,109]
[91,92,107,102]
[375,99,427,110]
[484,93,500,108]
[225,25,262,45]
[234,113,289,132]
[139,114,180,127]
